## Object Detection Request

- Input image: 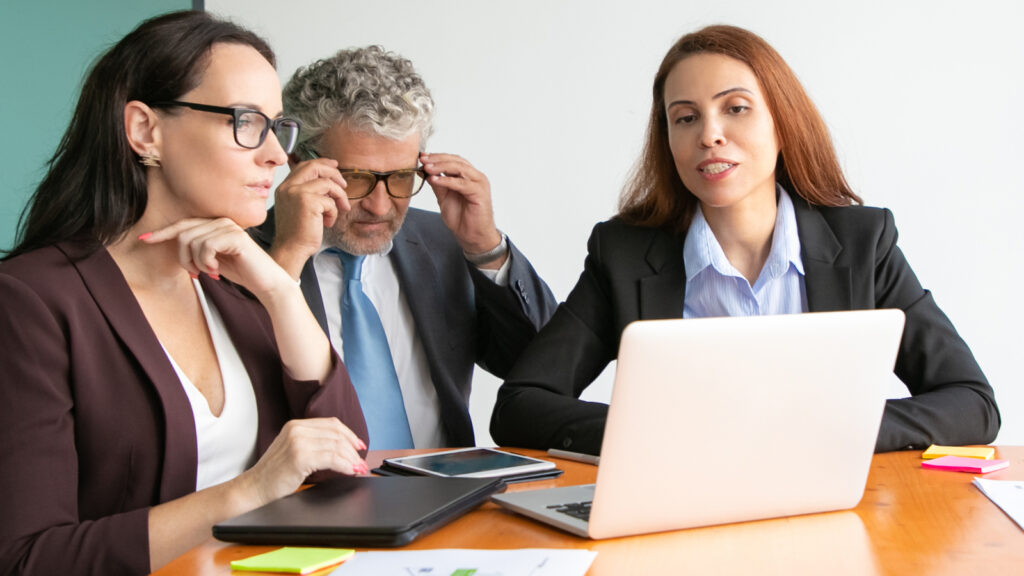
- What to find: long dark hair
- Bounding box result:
[5,10,275,259]
[618,25,861,235]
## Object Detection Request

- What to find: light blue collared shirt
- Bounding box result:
[683,185,808,318]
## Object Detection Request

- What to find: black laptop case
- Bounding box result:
[213,475,505,547]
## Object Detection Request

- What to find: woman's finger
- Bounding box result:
[183,219,242,277]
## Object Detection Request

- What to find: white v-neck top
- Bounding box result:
[163,279,258,491]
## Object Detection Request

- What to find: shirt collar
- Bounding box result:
[765,184,804,278]
[682,184,804,282]
[683,203,730,281]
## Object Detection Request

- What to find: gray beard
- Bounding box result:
[322,225,394,256]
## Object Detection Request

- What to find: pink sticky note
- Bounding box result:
[921,455,1009,474]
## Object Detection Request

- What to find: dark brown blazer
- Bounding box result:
[0,243,367,576]
[490,199,1000,455]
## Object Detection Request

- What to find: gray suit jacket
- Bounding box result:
[490,199,1000,454]
[252,207,557,446]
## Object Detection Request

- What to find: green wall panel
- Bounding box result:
[0,0,192,251]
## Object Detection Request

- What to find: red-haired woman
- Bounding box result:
[490,25,999,455]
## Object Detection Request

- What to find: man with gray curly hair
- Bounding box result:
[252,46,556,450]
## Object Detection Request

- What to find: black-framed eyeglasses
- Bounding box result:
[338,168,428,200]
[149,101,301,154]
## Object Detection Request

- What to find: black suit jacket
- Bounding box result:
[252,207,557,446]
[0,244,366,575]
[490,200,1000,454]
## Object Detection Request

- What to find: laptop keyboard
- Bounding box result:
[548,500,592,521]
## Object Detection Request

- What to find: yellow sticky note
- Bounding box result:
[921,445,995,460]
[230,547,354,574]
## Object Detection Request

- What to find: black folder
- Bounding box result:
[213,475,504,547]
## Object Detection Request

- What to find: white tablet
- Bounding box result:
[383,448,556,478]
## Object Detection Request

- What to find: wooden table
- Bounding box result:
[155,447,1024,575]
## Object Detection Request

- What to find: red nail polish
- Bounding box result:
[209,274,221,281]
[137,232,152,241]
[188,273,198,279]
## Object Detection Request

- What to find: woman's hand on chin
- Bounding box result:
[140,217,337,383]
[139,217,293,299]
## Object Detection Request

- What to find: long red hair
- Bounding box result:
[619,25,861,233]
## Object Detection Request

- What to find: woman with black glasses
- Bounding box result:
[0,11,367,574]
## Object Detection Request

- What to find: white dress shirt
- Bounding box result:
[314,243,510,448]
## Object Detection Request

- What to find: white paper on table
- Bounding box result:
[328,548,596,576]
[973,477,1024,531]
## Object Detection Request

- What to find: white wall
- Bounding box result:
[210,0,1024,446]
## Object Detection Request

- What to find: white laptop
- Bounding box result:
[492,309,905,539]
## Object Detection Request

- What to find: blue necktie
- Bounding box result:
[332,249,414,449]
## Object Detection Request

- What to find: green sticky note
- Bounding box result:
[450,570,477,576]
[230,547,355,574]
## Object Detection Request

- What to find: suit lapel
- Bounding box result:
[62,244,197,502]
[639,228,686,320]
[793,200,852,312]
[300,258,329,335]
[389,221,452,353]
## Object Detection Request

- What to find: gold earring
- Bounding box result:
[139,152,161,168]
